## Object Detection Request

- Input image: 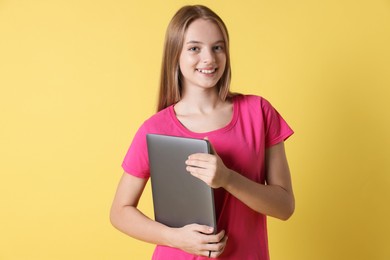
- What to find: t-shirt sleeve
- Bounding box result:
[121,124,150,179]
[261,98,294,148]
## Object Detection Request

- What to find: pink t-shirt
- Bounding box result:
[122,94,293,260]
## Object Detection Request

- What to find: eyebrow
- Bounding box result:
[185,40,225,45]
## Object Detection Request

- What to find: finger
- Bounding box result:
[201,249,220,258]
[188,153,214,161]
[186,157,217,170]
[185,159,209,169]
[208,230,225,243]
[207,235,228,258]
[190,224,214,235]
[186,164,213,177]
[186,165,206,176]
[202,250,212,258]
[215,230,226,242]
[200,230,225,245]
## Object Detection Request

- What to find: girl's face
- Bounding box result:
[179,19,226,93]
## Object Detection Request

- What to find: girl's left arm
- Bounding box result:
[186,142,295,220]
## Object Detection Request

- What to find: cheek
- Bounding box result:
[215,51,225,63]
[218,56,227,72]
[179,56,197,71]
[219,54,227,65]
[178,58,187,74]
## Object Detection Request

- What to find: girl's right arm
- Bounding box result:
[110,173,227,258]
[110,173,172,245]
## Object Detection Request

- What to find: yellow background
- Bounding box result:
[1,0,389,259]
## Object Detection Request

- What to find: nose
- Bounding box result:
[201,48,216,64]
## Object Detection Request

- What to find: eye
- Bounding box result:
[213,45,224,52]
[188,46,200,52]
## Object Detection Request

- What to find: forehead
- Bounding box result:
[184,19,224,43]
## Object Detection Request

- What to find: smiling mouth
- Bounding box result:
[196,68,217,74]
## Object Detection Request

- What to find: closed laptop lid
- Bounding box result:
[146,134,216,231]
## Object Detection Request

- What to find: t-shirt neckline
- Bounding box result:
[168,96,239,137]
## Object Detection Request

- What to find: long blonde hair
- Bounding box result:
[157,5,232,111]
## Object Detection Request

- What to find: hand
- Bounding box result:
[185,141,231,188]
[170,224,228,258]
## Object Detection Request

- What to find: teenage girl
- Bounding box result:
[110,5,294,259]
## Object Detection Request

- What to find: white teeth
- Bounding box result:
[197,69,216,74]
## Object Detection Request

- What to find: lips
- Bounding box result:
[196,68,217,74]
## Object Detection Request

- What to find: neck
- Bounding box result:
[177,88,222,114]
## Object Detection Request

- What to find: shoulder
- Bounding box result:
[233,94,273,110]
[143,106,172,126]
[137,105,177,134]
[129,106,174,149]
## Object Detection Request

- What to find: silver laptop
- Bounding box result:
[146,134,217,231]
